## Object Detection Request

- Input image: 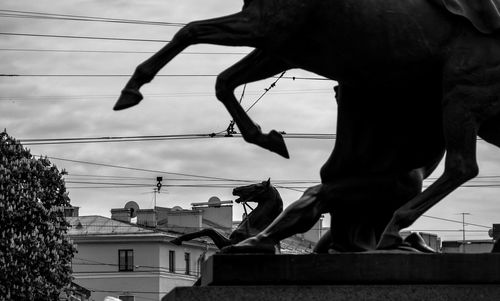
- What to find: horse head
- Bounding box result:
[233,178,273,204]
[230,178,283,243]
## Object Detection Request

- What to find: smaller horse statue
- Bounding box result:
[170,179,283,249]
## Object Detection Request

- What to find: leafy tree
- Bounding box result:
[0,131,76,300]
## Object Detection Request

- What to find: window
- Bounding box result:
[169,250,176,273]
[184,252,191,275]
[118,249,134,271]
[119,296,135,301]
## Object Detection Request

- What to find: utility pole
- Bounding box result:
[459,212,471,253]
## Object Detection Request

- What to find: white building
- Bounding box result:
[67,212,217,301]
[65,197,322,301]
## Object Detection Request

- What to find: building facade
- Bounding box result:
[67,215,216,301]
[65,196,323,300]
[441,239,495,253]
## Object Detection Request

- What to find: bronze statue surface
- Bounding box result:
[431,0,500,33]
[170,179,282,250]
[223,83,444,254]
[115,0,500,250]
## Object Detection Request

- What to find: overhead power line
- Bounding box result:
[1,73,214,77]
[47,155,307,193]
[66,173,152,180]
[21,133,217,145]
[66,181,313,189]
[64,173,320,184]
[0,32,171,43]
[21,133,336,145]
[0,88,333,102]
[0,48,248,55]
[0,9,186,26]
[405,229,488,233]
[46,155,253,183]
[422,214,490,229]
[0,73,328,81]
[246,71,286,112]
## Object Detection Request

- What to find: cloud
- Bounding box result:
[2,0,500,243]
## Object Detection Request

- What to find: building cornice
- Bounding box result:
[70,232,216,250]
[73,270,197,281]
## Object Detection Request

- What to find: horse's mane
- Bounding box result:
[245,185,282,224]
[232,184,282,236]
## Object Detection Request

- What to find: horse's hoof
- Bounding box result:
[376,233,404,250]
[266,130,290,159]
[113,89,143,110]
[404,232,435,253]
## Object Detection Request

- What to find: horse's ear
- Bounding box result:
[266,178,271,187]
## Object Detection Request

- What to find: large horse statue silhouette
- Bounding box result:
[170,179,283,249]
[115,0,500,250]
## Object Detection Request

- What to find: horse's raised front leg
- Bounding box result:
[377,86,481,250]
[170,228,231,250]
[215,50,290,158]
[114,11,258,110]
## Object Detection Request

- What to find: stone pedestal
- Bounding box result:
[163,253,500,301]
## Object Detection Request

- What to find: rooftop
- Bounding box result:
[66,215,155,236]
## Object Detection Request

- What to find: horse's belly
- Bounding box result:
[290,53,441,86]
[272,0,453,83]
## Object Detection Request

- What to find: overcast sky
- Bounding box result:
[2,0,499,241]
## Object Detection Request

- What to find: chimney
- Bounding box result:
[62,206,79,217]
[137,209,156,227]
[111,208,131,223]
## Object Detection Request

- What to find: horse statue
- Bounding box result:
[223,83,444,254]
[115,0,500,250]
[170,179,283,250]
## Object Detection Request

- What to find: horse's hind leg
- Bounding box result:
[215,49,290,157]
[114,11,258,110]
[170,229,231,249]
[377,83,483,249]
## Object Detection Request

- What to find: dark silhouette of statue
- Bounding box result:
[223,83,444,253]
[493,240,500,253]
[115,0,500,250]
[170,179,282,250]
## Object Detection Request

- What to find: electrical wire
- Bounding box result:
[0,73,213,77]
[17,132,486,145]
[66,173,152,180]
[245,71,286,112]
[46,156,312,193]
[21,133,217,145]
[0,9,186,26]
[65,174,320,183]
[0,88,333,102]
[45,155,254,183]
[0,48,248,55]
[20,133,336,145]
[0,32,171,43]
[422,215,491,229]
[0,73,328,80]
[404,229,488,232]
